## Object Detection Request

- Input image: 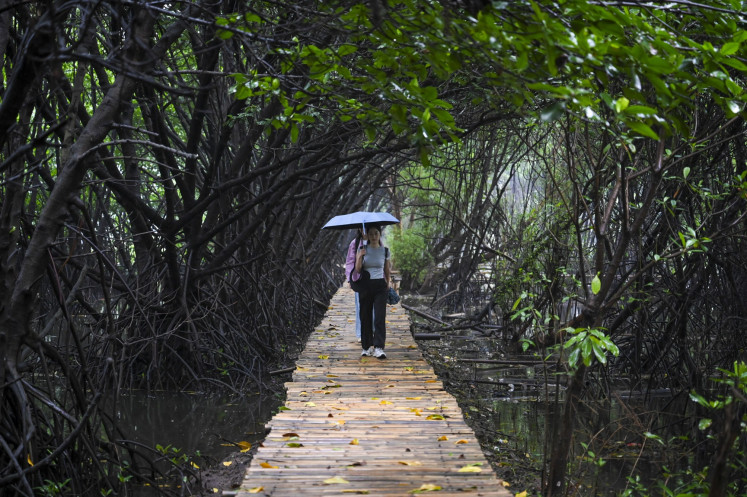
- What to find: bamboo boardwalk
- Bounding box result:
[238,286,512,496]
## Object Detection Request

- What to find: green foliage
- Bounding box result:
[155,443,189,465]
[563,327,620,370]
[220,1,747,155]
[389,228,432,288]
[690,361,747,411]
[622,469,710,497]
[34,479,70,497]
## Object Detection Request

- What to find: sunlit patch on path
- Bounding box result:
[239,286,512,496]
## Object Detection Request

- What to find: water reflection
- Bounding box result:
[113,390,280,462]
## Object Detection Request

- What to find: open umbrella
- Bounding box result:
[322,211,400,232]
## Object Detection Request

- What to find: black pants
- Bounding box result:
[359,278,387,349]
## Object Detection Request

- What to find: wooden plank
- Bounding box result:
[237,286,511,497]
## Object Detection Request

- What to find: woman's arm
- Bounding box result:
[384,258,391,288]
[345,240,357,281]
[355,246,365,272]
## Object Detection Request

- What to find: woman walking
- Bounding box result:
[354,225,391,359]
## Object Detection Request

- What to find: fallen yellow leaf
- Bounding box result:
[501,481,511,487]
[410,408,422,416]
[190,461,200,469]
[426,414,445,420]
[212,488,219,493]
[248,487,264,494]
[27,454,33,466]
[259,462,278,469]
[222,461,233,467]
[318,355,329,359]
[341,490,370,494]
[306,402,316,406]
[350,439,359,445]
[326,374,339,377]
[398,460,422,466]
[437,435,448,441]
[380,400,393,405]
[455,439,469,444]
[405,397,421,400]
[515,491,527,497]
[409,483,442,493]
[324,476,350,484]
[458,465,482,473]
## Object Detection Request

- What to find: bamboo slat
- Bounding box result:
[238,286,512,496]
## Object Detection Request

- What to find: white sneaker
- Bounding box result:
[373,347,386,359]
[361,346,373,357]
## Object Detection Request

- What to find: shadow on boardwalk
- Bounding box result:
[239,286,512,496]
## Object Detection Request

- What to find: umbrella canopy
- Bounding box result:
[322,211,400,231]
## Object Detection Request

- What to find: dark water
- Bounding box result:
[406,295,671,495]
[113,389,280,463]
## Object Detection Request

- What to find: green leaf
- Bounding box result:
[216,29,234,40]
[624,105,658,116]
[290,123,299,143]
[581,338,592,366]
[727,100,741,115]
[689,392,709,407]
[540,101,566,122]
[591,340,607,365]
[643,432,664,445]
[722,57,747,72]
[568,348,580,370]
[337,44,358,56]
[511,297,522,311]
[698,418,712,430]
[721,42,741,56]
[627,121,660,140]
[591,274,601,295]
[615,97,629,113]
[564,334,580,349]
